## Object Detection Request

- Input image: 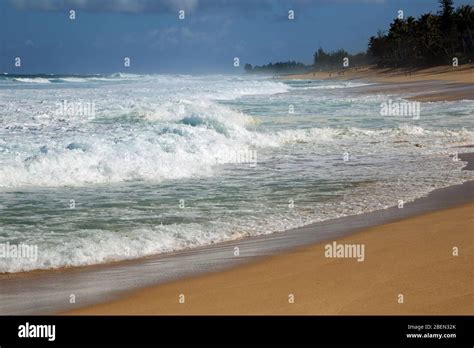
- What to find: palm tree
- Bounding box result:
[416,13,444,65]
[358,0,472,68]
[455,5,474,60]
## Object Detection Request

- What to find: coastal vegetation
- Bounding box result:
[244,61,306,74]
[368,0,474,67]
[245,0,474,73]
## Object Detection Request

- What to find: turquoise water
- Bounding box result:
[0,74,473,272]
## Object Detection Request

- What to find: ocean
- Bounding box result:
[0,73,473,273]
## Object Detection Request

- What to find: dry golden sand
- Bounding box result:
[67,203,474,315]
[284,64,474,84]
[283,65,474,102]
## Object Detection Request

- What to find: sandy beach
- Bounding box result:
[284,64,474,83]
[283,64,474,102]
[67,201,473,315]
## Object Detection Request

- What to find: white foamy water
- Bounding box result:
[0,74,473,272]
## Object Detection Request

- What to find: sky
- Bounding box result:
[0,0,473,74]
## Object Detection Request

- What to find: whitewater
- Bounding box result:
[0,74,473,273]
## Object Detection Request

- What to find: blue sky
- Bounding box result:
[1,0,472,74]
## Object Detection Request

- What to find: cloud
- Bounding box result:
[139,24,230,50]
[24,39,35,47]
[9,0,386,15]
[150,27,210,48]
[9,0,200,13]
[8,0,275,14]
[9,0,386,14]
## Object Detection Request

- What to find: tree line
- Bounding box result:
[244,61,306,74]
[368,0,473,67]
[313,48,368,69]
[245,0,473,73]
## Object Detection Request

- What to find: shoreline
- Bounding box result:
[67,202,474,315]
[1,154,473,314]
[281,64,474,102]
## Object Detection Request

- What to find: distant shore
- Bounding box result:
[281,64,474,102]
